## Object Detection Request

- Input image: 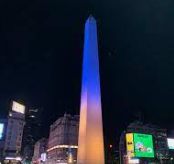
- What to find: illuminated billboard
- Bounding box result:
[12,101,25,114]
[134,133,154,158]
[126,133,154,158]
[167,138,174,149]
[41,153,47,162]
[126,133,135,157]
[0,123,4,139]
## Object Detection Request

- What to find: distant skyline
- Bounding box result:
[1,0,174,145]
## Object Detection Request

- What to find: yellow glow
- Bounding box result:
[126,133,135,157]
[78,105,105,163]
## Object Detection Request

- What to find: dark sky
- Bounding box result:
[1,0,174,145]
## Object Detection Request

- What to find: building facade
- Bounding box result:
[127,121,168,161]
[47,114,79,164]
[4,101,25,161]
[32,138,47,164]
[22,108,43,161]
[120,121,169,163]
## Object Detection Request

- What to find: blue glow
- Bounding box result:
[81,16,101,105]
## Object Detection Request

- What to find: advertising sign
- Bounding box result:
[128,158,140,164]
[12,101,25,114]
[126,133,154,158]
[134,133,154,158]
[41,153,47,162]
[0,123,4,139]
[126,133,135,157]
[167,138,174,150]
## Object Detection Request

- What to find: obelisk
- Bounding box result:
[77,16,105,164]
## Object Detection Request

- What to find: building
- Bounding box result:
[120,121,169,163]
[47,114,79,164]
[22,108,43,161]
[127,121,168,161]
[77,16,105,164]
[0,119,8,161]
[4,101,25,161]
[167,131,174,160]
[32,138,47,164]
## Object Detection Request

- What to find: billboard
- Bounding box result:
[126,133,154,158]
[134,133,154,158]
[167,138,174,149]
[128,158,140,164]
[12,101,25,114]
[126,133,135,157]
[0,123,4,139]
[41,153,47,162]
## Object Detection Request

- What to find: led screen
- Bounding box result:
[12,101,25,114]
[126,133,135,157]
[0,123,4,139]
[41,153,47,162]
[167,138,174,149]
[134,133,154,158]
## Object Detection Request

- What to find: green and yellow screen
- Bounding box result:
[134,133,154,158]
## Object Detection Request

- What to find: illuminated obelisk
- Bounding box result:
[77,16,105,164]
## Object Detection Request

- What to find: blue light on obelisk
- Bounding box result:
[77,16,105,164]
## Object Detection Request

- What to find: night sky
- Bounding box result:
[1,0,174,146]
